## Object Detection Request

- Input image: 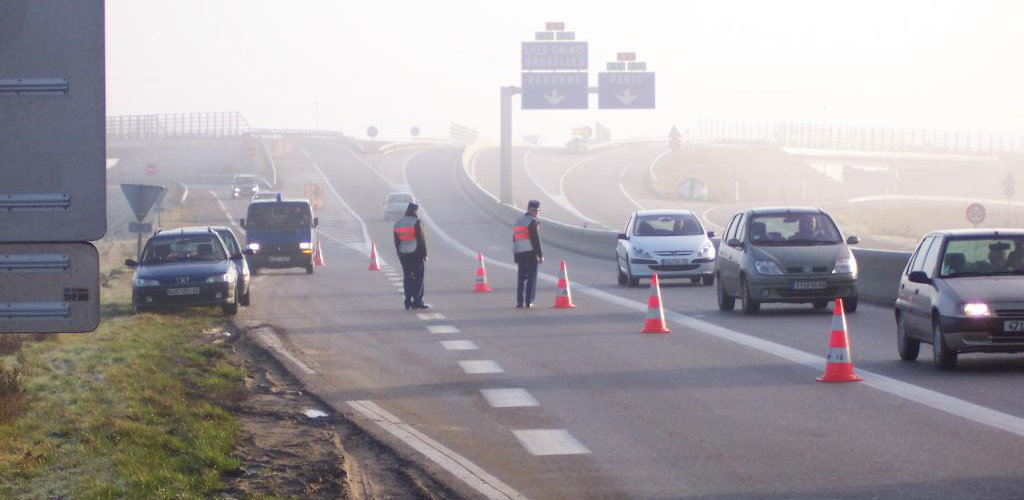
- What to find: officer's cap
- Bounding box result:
[527,200,541,210]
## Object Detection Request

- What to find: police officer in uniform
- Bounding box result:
[393,202,429,310]
[513,200,543,308]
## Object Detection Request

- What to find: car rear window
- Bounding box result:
[940,237,1024,277]
[633,214,703,237]
[388,194,413,204]
[142,235,227,264]
[748,213,841,245]
[247,202,312,229]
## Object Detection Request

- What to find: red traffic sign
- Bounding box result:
[617,52,636,62]
[367,126,378,138]
[145,163,157,175]
[545,21,565,31]
[966,203,986,225]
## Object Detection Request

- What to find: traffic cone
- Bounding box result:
[641,273,670,334]
[472,253,493,293]
[367,242,381,271]
[314,240,326,266]
[553,260,576,308]
[817,299,863,383]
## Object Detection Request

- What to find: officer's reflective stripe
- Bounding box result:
[513,215,535,253]
[826,347,852,363]
[513,226,529,239]
[394,216,419,254]
[394,227,416,241]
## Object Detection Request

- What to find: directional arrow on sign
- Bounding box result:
[544,90,566,106]
[616,90,639,106]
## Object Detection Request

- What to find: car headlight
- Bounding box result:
[133,278,159,287]
[833,256,858,276]
[233,187,240,192]
[754,260,784,275]
[697,241,716,259]
[299,242,313,250]
[206,273,232,283]
[632,247,652,259]
[247,243,260,252]
[962,303,991,317]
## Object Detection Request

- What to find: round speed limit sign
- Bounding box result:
[966,202,986,226]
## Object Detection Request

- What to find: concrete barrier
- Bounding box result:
[455,145,913,306]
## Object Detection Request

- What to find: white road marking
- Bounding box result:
[418,312,446,321]
[428,325,461,335]
[250,329,314,375]
[648,149,672,184]
[512,429,590,456]
[441,340,478,351]
[407,163,1024,441]
[618,182,645,211]
[303,146,373,253]
[459,360,503,374]
[207,190,242,229]
[347,400,528,500]
[481,388,539,408]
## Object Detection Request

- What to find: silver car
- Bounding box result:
[616,210,717,287]
[715,207,860,314]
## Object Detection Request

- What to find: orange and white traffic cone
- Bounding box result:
[817,298,863,383]
[641,273,670,334]
[472,253,493,293]
[367,242,381,271]
[313,240,326,266]
[553,260,576,309]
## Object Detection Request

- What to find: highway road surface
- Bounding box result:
[169,139,1024,499]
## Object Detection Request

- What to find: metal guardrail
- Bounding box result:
[696,119,1024,156]
[250,128,346,140]
[107,112,250,141]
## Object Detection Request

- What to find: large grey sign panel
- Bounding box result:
[521,42,588,70]
[598,72,656,109]
[522,72,588,110]
[0,243,100,333]
[0,0,106,242]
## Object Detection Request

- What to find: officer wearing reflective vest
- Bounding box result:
[393,202,429,310]
[513,200,543,308]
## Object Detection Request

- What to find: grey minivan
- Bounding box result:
[715,207,860,314]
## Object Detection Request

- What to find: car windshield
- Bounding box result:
[141,235,227,264]
[214,230,240,254]
[749,213,842,246]
[235,177,258,186]
[388,194,413,204]
[633,214,704,237]
[247,202,312,229]
[940,237,1024,277]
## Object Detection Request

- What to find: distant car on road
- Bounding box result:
[241,197,319,274]
[232,174,261,198]
[384,192,415,219]
[715,207,860,314]
[895,229,1024,370]
[616,210,717,287]
[251,191,279,202]
[210,226,251,307]
[126,227,247,316]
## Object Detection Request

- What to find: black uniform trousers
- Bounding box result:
[514,251,539,306]
[399,254,425,307]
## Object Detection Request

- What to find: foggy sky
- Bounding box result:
[105,0,1024,142]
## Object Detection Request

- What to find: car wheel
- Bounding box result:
[844,297,858,314]
[932,317,957,370]
[702,275,714,286]
[626,265,639,288]
[896,313,919,361]
[741,276,760,315]
[812,300,829,310]
[716,274,735,311]
[222,302,239,316]
[306,263,314,275]
[617,262,628,286]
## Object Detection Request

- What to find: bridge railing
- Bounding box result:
[107,111,250,141]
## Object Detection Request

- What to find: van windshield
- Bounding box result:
[749,213,842,246]
[247,203,312,230]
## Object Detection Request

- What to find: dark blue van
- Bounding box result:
[241,196,319,274]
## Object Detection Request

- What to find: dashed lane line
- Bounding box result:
[512,429,591,456]
[481,388,539,408]
[441,340,478,351]
[458,360,504,374]
[428,325,461,335]
[347,400,528,500]
[418,313,447,321]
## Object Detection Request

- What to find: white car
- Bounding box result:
[384,192,415,219]
[616,210,717,287]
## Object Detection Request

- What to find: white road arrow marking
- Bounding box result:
[616,89,639,105]
[544,89,566,106]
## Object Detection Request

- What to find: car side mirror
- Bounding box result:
[124,259,138,268]
[313,217,319,228]
[617,233,628,240]
[243,248,256,256]
[727,238,742,248]
[847,235,860,245]
[707,231,716,238]
[908,270,931,284]
[239,218,246,229]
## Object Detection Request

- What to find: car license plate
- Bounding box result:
[792,281,827,290]
[662,258,689,266]
[269,256,290,262]
[1005,320,1024,333]
[167,287,200,296]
